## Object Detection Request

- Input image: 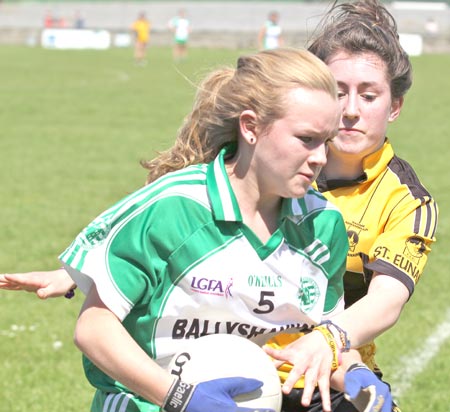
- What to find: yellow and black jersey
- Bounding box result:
[315,139,438,307]
[265,139,438,385]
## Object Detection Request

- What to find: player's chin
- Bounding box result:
[330,137,365,155]
[288,181,311,199]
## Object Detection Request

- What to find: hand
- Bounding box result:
[263,330,334,412]
[163,377,275,412]
[344,363,392,412]
[0,269,75,299]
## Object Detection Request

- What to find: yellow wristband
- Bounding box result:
[313,325,340,371]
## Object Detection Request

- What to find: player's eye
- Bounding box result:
[296,136,313,144]
[361,93,377,101]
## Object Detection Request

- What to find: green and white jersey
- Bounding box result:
[169,16,190,42]
[60,145,348,411]
[263,21,282,49]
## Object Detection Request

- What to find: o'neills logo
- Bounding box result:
[190,276,233,298]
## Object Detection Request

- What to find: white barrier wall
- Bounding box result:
[41,29,111,49]
[399,33,424,56]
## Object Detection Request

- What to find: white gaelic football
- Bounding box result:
[167,334,282,412]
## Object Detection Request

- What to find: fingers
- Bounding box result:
[262,345,287,369]
[0,274,14,288]
[281,361,306,394]
[264,334,335,412]
[0,270,73,298]
[2,273,41,291]
[295,357,331,411]
[0,274,33,291]
[315,371,332,412]
[0,273,53,298]
[0,284,23,291]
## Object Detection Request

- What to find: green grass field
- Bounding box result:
[0,45,449,411]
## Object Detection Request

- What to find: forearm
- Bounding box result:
[75,291,174,406]
[331,274,409,348]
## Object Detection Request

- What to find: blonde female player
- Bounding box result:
[2,48,358,412]
[1,2,438,410]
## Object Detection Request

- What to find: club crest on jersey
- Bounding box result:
[347,230,360,252]
[77,218,111,249]
[190,276,233,298]
[403,236,426,264]
[298,277,320,313]
[345,220,368,257]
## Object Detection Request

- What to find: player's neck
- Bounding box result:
[323,152,364,180]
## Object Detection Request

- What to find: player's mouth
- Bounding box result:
[298,172,315,183]
[339,127,363,135]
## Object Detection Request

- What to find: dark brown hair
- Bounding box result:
[308,0,412,99]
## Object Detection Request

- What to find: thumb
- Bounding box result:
[36,286,53,300]
[217,377,263,398]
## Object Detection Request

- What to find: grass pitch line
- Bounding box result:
[391,307,450,398]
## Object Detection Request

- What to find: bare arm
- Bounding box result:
[330,273,409,347]
[74,285,174,406]
[264,273,408,410]
[0,268,75,299]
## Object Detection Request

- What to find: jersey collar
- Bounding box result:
[207,144,243,222]
[362,138,394,182]
[207,144,301,222]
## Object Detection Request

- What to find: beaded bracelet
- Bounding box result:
[319,320,351,352]
[313,325,341,371]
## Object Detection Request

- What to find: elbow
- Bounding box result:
[383,310,402,332]
[73,315,92,353]
[390,300,406,325]
[73,322,85,352]
[369,274,410,332]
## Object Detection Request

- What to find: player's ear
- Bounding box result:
[388,96,404,123]
[239,110,258,145]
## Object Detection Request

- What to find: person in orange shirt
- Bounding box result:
[131,12,151,65]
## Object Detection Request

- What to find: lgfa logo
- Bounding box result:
[190,277,233,298]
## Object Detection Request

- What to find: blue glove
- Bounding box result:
[162,377,275,412]
[344,363,392,412]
